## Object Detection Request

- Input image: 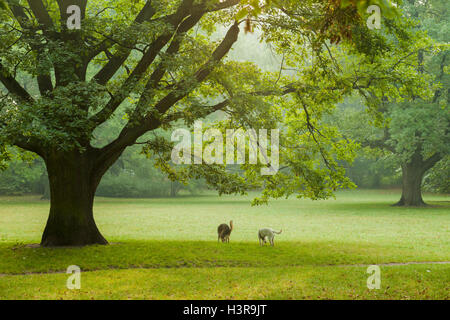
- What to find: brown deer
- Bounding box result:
[217,220,233,243]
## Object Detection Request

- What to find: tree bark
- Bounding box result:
[40,150,108,247]
[394,151,442,207]
[394,162,427,206]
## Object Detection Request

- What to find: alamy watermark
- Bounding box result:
[366,265,381,289]
[366,5,381,30]
[66,265,81,290]
[171,121,279,175]
[67,5,81,30]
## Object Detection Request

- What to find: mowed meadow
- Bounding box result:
[0,190,449,299]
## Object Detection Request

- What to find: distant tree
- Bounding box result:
[336,0,449,206]
[388,0,449,205]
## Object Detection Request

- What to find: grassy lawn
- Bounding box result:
[0,189,448,299]
[1,264,448,300]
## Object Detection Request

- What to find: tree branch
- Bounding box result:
[128,12,206,121]
[90,0,157,85]
[163,99,230,123]
[94,22,241,171]
[423,152,442,171]
[6,0,54,95]
[89,1,200,127]
[152,23,240,117]
[26,0,54,29]
[0,61,34,103]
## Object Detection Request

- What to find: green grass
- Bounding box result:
[0,189,449,299]
[1,264,448,300]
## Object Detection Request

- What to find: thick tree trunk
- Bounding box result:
[393,151,442,207]
[40,151,108,247]
[394,162,426,206]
